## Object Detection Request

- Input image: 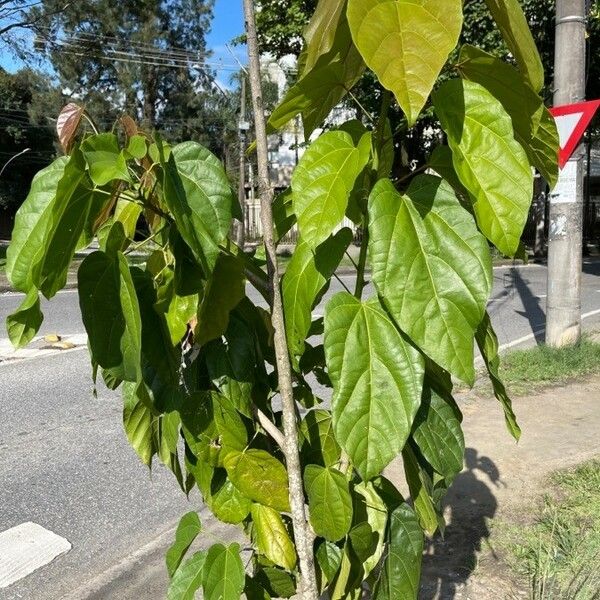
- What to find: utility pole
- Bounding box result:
[546,0,587,346]
[236,75,250,249]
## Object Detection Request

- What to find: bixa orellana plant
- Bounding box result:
[5,0,558,598]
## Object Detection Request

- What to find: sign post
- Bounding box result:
[546,0,597,346]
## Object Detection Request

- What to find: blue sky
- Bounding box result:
[0,0,246,76]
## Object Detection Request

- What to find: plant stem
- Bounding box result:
[242,2,318,598]
[354,225,369,299]
[354,91,392,300]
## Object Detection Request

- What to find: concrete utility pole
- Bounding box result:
[546,0,587,346]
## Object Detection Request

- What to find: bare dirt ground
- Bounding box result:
[384,368,600,600]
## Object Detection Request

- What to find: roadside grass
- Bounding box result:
[500,459,600,599]
[497,337,600,395]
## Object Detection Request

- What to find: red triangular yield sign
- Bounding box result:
[549,100,600,169]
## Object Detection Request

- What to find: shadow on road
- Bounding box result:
[420,448,504,600]
[510,267,546,343]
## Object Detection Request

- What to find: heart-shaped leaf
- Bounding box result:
[434,79,534,258]
[324,292,424,480]
[368,175,492,383]
[347,0,462,126]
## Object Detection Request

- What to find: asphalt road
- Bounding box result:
[0,261,599,599]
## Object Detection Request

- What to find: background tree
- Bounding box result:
[0,67,61,215]
[28,0,237,152]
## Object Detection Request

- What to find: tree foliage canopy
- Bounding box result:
[5,0,558,597]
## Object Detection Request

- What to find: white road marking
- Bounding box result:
[0,333,88,366]
[0,522,71,588]
[496,307,600,353]
[0,288,79,298]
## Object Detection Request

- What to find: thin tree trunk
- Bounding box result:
[242,2,319,598]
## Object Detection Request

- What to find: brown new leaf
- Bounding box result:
[56,103,84,152]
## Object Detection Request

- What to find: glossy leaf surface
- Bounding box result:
[304,465,353,541]
[6,288,43,349]
[251,504,297,571]
[223,449,290,512]
[476,312,521,440]
[484,0,544,92]
[283,228,352,365]
[292,131,370,249]
[5,157,68,293]
[369,175,491,383]
[458,45,558,188]
[163,142,233,274]
[167,551,206,600]
[373,503,423,600]
[166,512,202,578]
[347,0,462,126]
[324,292,424,480]
[412,387,464,479]
[202,543,245,600]
[434,79,533,257]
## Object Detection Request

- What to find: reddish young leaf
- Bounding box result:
[56,103,84,152]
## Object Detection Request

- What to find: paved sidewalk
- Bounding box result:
[385,354,600,599]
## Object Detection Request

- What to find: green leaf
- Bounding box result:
[196,253,246,347]
[458,45,558,188]
[251,504,297,571]
[78,251,141,382]
[484,0,544,92]
[352,481,387,577]
[347,0,463,126]
[368,175,492,384]
[179,392,220,466]
[428,145,469,198]
[162,141,233,274]
[324,292,424,480]
[304,465,353,542]
[254,567,296,598]
[402,445,442,535]
[412,386,464,480]
[302,0,347,75]
[268,13,364,138]
[6,288,43,349]
[166,512,202,578]
[81,133,131,185]
[167,551,207,600]
[283,228,353,365]
[6,157,67,292]
[113,198,143,241]
[122,381,157,466]
[433,79,534,257]
[16,150,107,299]
[213,394,248,453]
[273,188,296,242]
[205,315,257,419]
[208,469,252,524]
[6,157,68,293]
[316,540,343,585]
[223,449,290,512]
[299,409,341,468]
[476,312,521,440]
[292,131,370,249]
[131,268,180,387]
[373,503,423,600]
[202,543,245,600]
[126,134,147,159]
[529,107,561,190]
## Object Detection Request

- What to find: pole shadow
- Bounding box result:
[420,448,504,599]
[510,267,547,343]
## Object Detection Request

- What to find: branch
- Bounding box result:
[256,408,285,449]
[242,2,319,598]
